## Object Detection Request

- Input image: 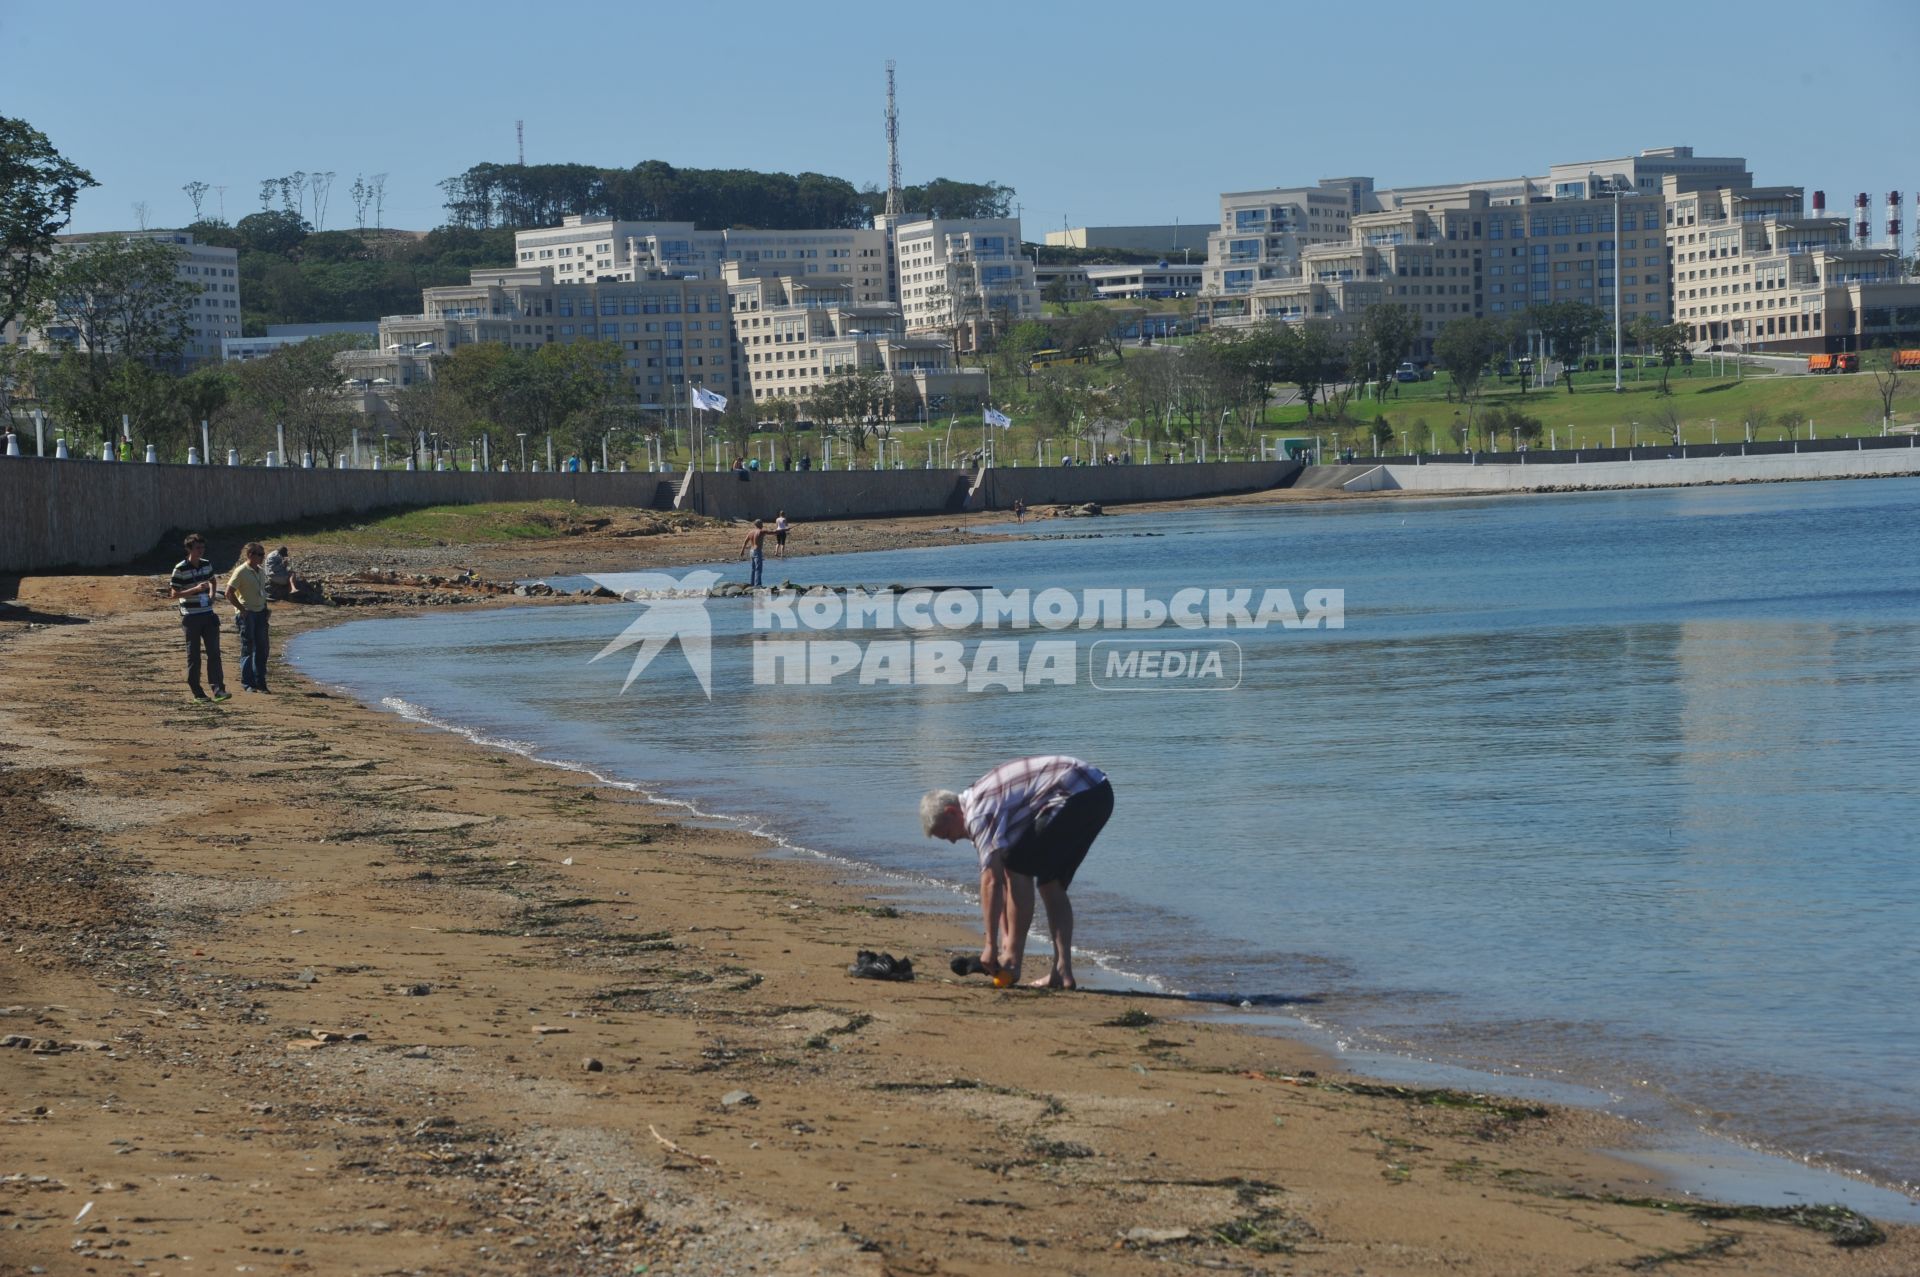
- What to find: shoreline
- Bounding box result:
[288,558,1920,1225]
[4,494,1917,1276]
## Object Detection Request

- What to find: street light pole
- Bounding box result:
[1596,173,1627,393]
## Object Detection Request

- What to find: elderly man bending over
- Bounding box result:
[921,756,1113,989]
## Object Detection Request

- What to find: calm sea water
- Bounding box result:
[290,477,1920,1197]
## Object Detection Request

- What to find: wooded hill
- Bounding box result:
[182,162,1013,333]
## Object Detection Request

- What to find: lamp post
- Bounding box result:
[516,432,527,472]
[1594,173,1631,393]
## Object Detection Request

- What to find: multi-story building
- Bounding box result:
[1034,264,1093,305]
[1045,224,1210,257]
[725,265,984,417]
[371,265,737,403]
[4,230,241,366]
[1084,263,1205,301]
[1548,146,1752,200]
[1204,179,1376,295]
[1663,178,1920,352]
[884,216,1040,349]
[1202,178,1668,360]
[513,217,888,301]
[222,321,377,362]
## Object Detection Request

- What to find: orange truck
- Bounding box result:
[1806,353,1859,373]
[1895,350,1920,370]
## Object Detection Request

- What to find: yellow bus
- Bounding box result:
[1029,348,1092,370]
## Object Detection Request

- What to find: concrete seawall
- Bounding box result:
[0,461,677,573]
[1343,444,1920,492]
[1,458,1301,573]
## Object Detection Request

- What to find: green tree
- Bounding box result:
[1029,368,1084,456]
[1527,301,1607,393]
[1061,306,1118,361]
[1432,316,1504,437]
[1371,416,1396,453]
[1482,404,1544,451]
[1355,303,1419,393]
[1274,321,1346,418]
[1642,322,1692,396]
[763,396,800,467]
[1,116,97,331]
[385,375,458,466]
[174,365,235,457]
[230,333,368,465]
[1865,347,1904,427]
[27,236,199,446]
[995,319,1050,386]
[1042,272,1077,314]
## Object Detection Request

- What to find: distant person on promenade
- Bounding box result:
[225,542,272,693]
[773,511,790,557]
[264,545,303,601]
[741,520,766,587]
[168,533,229,702]
[1012,498,1026,523]
[921,755,1114,989]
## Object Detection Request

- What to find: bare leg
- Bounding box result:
[1027,882,1075,989]
[1004,871,1036,981]
[976,867,1000,972]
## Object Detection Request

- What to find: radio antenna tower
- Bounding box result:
[884,61,902,219]
[516,120,525,165]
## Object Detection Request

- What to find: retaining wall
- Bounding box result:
[2,456,1302,573]
[0,460,676,573]
[1366,446,1920,493]
[679,469,975,523]
[982,460,1298,511]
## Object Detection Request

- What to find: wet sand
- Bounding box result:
[3,498,1914,1276]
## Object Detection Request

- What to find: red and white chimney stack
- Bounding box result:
[1855,192,1872,244]
[1887,191,1904,257]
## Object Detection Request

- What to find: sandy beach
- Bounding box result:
[3,498,1915,1276]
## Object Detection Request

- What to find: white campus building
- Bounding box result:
[4,230,241,366]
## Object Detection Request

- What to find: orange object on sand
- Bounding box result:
[992,971,1014,988]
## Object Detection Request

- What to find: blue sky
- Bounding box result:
[8,0,1916,238]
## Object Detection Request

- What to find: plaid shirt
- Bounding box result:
[959,755,1106,870]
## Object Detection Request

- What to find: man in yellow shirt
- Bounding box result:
[225,542,272,693]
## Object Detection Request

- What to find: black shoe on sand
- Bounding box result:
[848,950,914,981]
[949,955,991,978]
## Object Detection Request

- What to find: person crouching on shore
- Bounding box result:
[921,755,1113,989]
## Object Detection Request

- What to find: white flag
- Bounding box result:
[982,407,1012,429]
[690,386,728,413]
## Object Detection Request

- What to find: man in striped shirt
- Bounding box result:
[921,755,1113,989]
[168,533,229,702]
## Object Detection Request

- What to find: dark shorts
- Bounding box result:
[775,529,788,545]
[1003,779,1113,888]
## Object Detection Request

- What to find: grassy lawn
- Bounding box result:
[1325,366,1915,448]
[648,349,1915,469]
[950,349,1914,453]
[288,501,670,547]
